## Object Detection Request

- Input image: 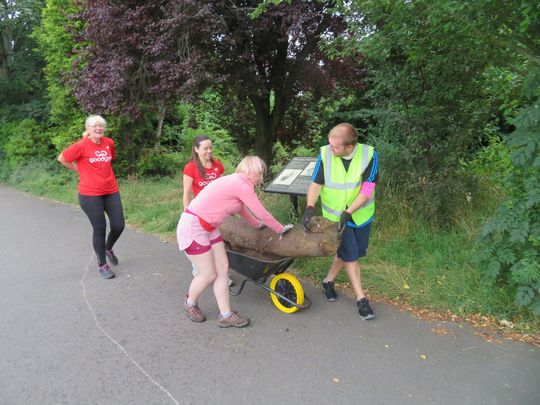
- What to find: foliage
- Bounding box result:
[0,0,47,121]
[0,118,52,178]
[135,148,184,178]
[70,0,357,164]
[464,131,512,189]
[476,67,540,315]
[171,95,242,170]
[331,0,509,225]
[32,0,84,134]
[70,1,214,117]
[6,158,77,200]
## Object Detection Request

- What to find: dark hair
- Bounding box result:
[191,135,214,178]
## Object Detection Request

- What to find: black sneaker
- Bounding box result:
[357,298,375,320]
[322,281,337,301]
[105,249,119,265]
[99,264,115,279]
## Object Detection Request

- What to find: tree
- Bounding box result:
[33,0,85,151]
[0,0,46,120]
[205,1,347,162]
[71,1,354,163]
[474,0,540,315]
[67,0,223,152]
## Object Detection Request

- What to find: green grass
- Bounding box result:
[4,161,538,333]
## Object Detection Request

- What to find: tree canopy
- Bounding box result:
[71,0,359,162]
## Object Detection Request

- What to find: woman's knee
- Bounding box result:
[110,220,125,234]
[92,223,107,236]
[198,270,217,284]
[215,262,230,278]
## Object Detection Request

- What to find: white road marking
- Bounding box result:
[80,254,179,405]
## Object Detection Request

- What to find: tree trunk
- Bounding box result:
[220,216,339,258]
[0,21,13,81]
[154,104,166,148]
[251,96,274,164]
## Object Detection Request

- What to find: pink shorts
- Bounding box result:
[176,212,223,255]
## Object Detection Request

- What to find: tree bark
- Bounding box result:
[220,216,339,258]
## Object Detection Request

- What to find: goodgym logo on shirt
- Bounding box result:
[197,171,218,187]
[89,150,112,163]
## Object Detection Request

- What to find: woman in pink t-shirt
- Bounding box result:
[177,156,293,328]
[182,135,225,210]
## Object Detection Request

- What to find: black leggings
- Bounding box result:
[79,192,125,266]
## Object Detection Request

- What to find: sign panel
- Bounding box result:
[265,156,318,196]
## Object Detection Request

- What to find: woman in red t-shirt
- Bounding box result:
[57,115,125,280]
[182,135,225,209]
[182,135,225,279]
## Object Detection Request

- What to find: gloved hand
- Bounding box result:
[337,211,352,239]
[301,206,315,232]
[279,224,294,240]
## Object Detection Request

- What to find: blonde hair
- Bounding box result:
[329,123,358,146]
[235,156,267,179]
[85,115,107,129]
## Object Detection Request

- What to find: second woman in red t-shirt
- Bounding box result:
[182,135,225,279]
[182,135,224,209]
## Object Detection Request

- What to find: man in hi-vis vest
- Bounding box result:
[302,123,379,320]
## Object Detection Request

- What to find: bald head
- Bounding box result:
[329,123,358,146]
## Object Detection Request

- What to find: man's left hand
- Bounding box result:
[337,211,352,238]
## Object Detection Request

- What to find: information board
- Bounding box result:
[265,156,317,196]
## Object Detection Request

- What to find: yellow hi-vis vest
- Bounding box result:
[320,144,375,226]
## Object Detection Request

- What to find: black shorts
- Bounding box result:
[337,222,372,262]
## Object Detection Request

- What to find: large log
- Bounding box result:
[219,216,339,257]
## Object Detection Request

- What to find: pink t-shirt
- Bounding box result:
[187,173,285,233]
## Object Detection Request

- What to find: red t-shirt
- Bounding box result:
[61,137,119,196]
[183,159,225,196]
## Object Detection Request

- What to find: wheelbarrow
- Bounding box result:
[226,244,311,314]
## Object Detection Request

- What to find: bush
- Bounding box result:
[135,148,185,177]
[270,141,318,175]
[0,119,53,178]
[475,72,540,316]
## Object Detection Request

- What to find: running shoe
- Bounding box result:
[99,264,115,279]
[322,281,337,301]
[183,295,206,322]
[357,298,375,320]
[217,312,250,328]
[105,249,119,266]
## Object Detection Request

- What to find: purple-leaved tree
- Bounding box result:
[72,0,358,162]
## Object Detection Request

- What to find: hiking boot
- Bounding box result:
[183,295,206,322]
[98,264,115,279]
[357,298,375,320]
[217,311,250,328]
[322,281,337,301]
[105,249,119,266]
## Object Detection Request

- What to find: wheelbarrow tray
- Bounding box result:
[226,246,294,282]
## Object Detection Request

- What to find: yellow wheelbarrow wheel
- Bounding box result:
[269,273,305,314]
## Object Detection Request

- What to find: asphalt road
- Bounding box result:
[1,185,539,405]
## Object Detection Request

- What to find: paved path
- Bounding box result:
[0,185,539,405]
